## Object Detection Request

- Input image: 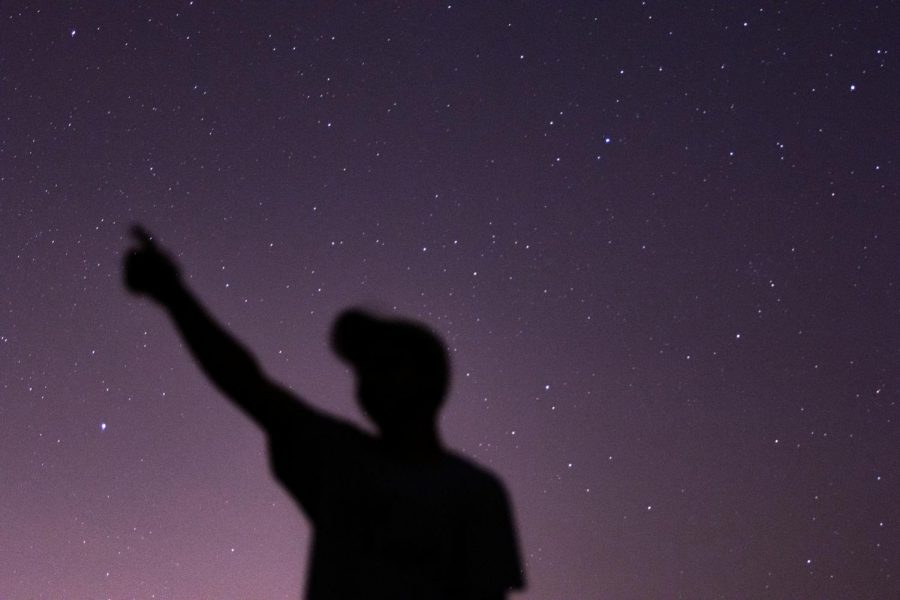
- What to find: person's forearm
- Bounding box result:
[160,280,264,402]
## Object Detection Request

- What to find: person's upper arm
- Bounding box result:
[254,379,322,438]
[464,477,526,594]
[261,382,355,520]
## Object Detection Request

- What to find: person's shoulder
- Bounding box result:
[442,450,509,497]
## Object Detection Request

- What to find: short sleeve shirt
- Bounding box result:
[268,408,524,599]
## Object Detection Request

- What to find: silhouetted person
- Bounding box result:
[124,227,525,599]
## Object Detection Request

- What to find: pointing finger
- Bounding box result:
[131,224,155,248]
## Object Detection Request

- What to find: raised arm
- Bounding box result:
[123,226,307,432]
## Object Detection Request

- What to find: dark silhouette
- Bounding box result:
[124,227,525,599]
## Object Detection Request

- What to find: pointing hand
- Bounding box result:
[124,226,182,302]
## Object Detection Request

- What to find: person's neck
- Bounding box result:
[382,425,442,456]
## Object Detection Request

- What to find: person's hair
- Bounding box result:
[331,309,450,418]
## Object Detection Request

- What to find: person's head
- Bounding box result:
[331,309,450,439]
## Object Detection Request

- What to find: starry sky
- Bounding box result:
[1,2,898,598]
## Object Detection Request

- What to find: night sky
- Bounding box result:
[1,2,898,598]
